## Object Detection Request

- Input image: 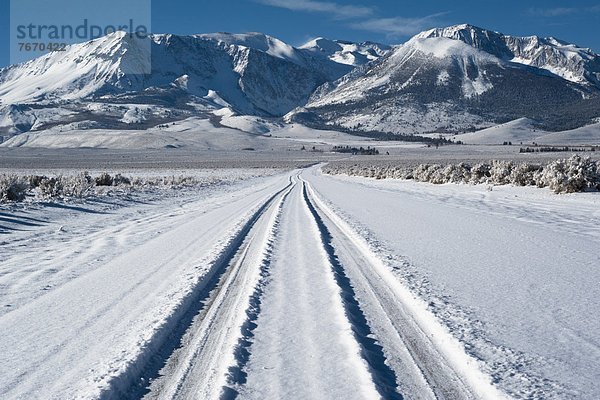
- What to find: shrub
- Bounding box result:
[95,173,114,186]
[470,163,492,184]
[0,175,29,202]
[36,176,63,198]
[61,172,94,198]
[538,156,600,193]
[510,163,541,187]
[112,174,131,186]
[323,155,600,194]
[489,161,513,185]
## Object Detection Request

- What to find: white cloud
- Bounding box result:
[350,13,448,38]
[256,0,374,19]
[256,0,447,38]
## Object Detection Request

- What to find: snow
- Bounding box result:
[238,182,380,399]
[454,118,542,144]
[306,179,509,399]
[120,105,151,124]
[300,37,343,53]
[297,35,507,134]
[299,37,389,66]
[309,168,600,399]
[1,162,599,398]
[0,119,422,151]
[204,90,231,108]
[270,123,368,142]
[0,170,291,398]
[436,70,450,86]
[0,30,353,130]
[408,37,499,62]
[0,118,280,150]
[198,32,302,64]
[0,32,148,105]
[417,23,600,87]
[406,37,497,98]
[268,123,421,149]
[2,23,600,399]
[216,109,283,134]
[455,119,600,145]
[535,122,600,145]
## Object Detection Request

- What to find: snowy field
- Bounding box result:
[451,118,600,146]
[308,168,600,399]
[1,159,598,399]
[2,20,600,399]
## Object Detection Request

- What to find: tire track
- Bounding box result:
[301,180,403,400]
[106,177,294,399]
[221,184,291,400]
[234,180,381,399]
[303,176,507,400]
[140,177,296,400]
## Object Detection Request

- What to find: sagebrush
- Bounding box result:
[0,172,217,203]
[323,155,600,193]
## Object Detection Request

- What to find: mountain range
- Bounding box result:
[1,24,599,139]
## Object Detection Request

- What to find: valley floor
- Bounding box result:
[0,165,598,399]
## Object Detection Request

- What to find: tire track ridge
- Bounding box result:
[220,182,294,400]
[100,178,294,400]
[304,175,510,400]
[159,178,296,399]
[301,181,403,400]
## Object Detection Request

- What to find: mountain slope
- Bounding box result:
[299,38,390,67]
[0,32,343,115]
[0,32,151,105]
[0,32,385,136]
[416,24,600,87]
[288,33,600,135]
[1,26,600,140]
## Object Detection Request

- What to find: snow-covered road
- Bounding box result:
[143,175,502,400]
[1,165,598,399]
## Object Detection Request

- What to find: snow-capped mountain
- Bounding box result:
[0,32,350,113]
[1,25,600,138]
[288,26,600,135]
[0,31,384,136]
[416,24,600,87]
[194,32,357,81]
[299,38,390,67]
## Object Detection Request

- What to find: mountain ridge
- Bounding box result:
[1,25,599,139]
[289,30,600,135]
[415,23,600,87]
[0,31,387,135]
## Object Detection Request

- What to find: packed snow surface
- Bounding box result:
[309,168,600,399]
[0,164,598,399]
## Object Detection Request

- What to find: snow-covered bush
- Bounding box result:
[537,155,600,193]
[469,163,492,184]
[112,174,131,186]
[0,175,29,202]
[35,176,63,199]
[93,173,132,187]
[61,172,95,198]
[2,172,207,203]
[510,163,541,187]
[323,155,600,194]
[413,164,442,183]
[489,161,513,185]
[442,163,471,183]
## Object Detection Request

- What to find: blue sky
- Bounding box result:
[2,0,600,67]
